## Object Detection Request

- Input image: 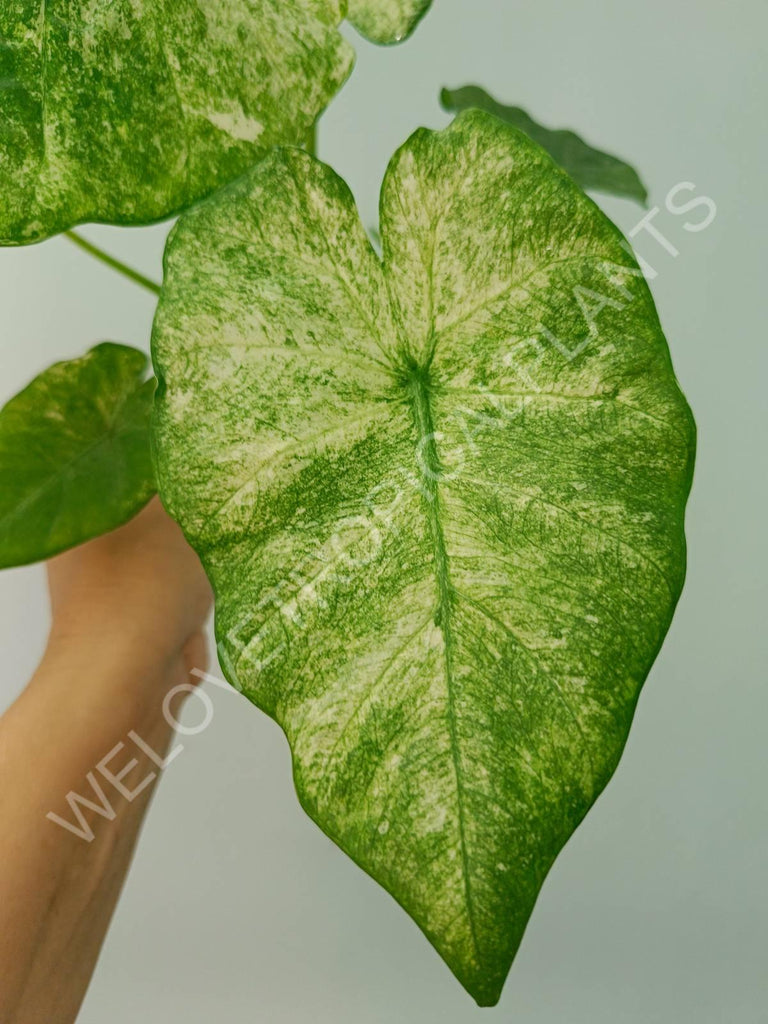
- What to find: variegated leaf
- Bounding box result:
[347,0,432,43]
[152,111,695,1004]
[0,0,354,244]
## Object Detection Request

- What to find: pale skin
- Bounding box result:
[0,498,212,1024]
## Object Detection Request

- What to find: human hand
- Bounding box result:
[41,496,213,720]
[0,499,213,1024]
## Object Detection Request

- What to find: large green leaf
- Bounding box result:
[152,111,694,1004]
[441,86,649,205]
[347,0,432,43]
[0,343,155,567]
[0,0,355,244]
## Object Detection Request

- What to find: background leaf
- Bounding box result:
[152,113,693,1004]
[0,342,155,568]
[441,85,648,204]
[0,0,355,244]
[347,0,433,44]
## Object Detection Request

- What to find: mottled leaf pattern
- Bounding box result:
[347,0,432,43]
[441,85,648,204]
[0,0,354,244]
[152,112,694,1004]
[0,343,155,567]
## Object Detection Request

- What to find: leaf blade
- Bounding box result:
[0,0,355,244]
[346,0,433,43]
[440,85,649,204]
[0,342,155,567]
[152,114,694,1003]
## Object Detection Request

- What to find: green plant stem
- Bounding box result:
[64,230,162,296]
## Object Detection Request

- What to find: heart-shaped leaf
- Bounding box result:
[347,0,432,43]
[0,343,155,567]
[0,0,355,244]
[441,86,648,205]
[152,111,694,1004]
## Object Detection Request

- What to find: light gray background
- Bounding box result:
[1,0,765,1020]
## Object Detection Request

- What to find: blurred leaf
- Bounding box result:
[0,343,155,567]
[441,85,648,204]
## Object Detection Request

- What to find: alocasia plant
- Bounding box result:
[0,0,432,245]
[0,0,697,1004]
[151,110,695,1003]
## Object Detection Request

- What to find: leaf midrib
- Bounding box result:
[405,366,481,960]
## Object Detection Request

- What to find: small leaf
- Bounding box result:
[0,343,155,568]
[152,112,694,1004]
[347,0,433,43]
[0,0,355,244]
[441,85,649,205]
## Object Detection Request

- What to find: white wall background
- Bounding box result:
[1,0,766,1020]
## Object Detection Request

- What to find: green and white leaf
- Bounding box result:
[347,0,432,43]
[0,0,355,244]
[0,343,155,567]
[152,111,694,1004]
[441,85,649,205]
